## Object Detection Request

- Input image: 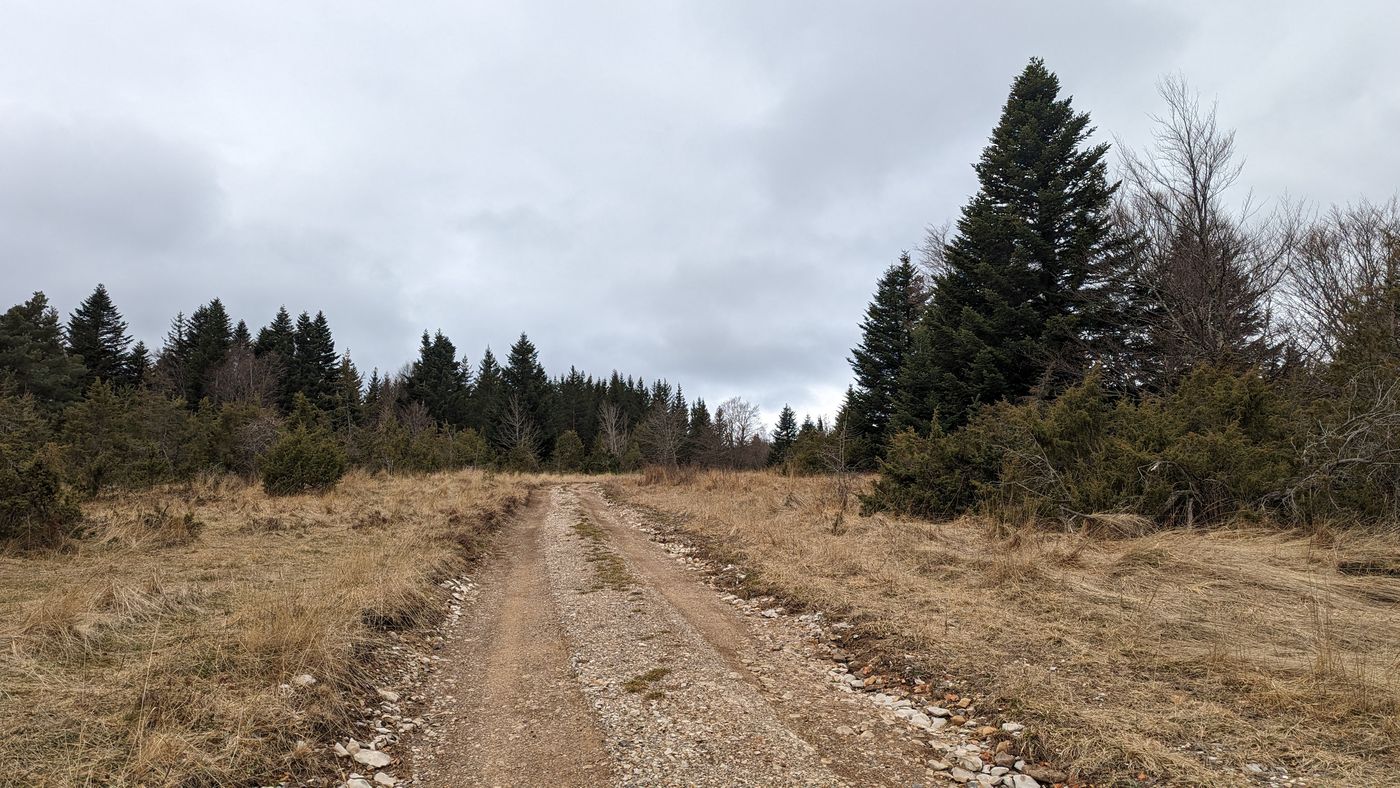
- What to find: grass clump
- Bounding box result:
[623,666,671,693]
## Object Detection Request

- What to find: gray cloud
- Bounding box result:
[0,1,1395,426]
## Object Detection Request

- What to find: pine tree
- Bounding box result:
[0,292,85,409]
[404,330,469,426]
[846,255,925,463]
[551,429,585,472]
[66,284,133,388]
[897,58,1119,431]
[770,405,799,467]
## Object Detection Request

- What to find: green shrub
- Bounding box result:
[551,430,585,472]
[0,448,81,545]
[865,366,1304,527]
[260,426,347,496]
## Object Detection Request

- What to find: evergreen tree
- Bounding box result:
[329,351,364,435]
[404,330,469,426]
[499,333,552,454]
[468,348,504,435]
[181,299,234,403]
[231,319,252,349]
[292,311,337,409]
[846,255,925,463]
[897,58,1119,431]
[125,341,151,387]
[254,307,296,358]
[0,292,85,409]
[770,405,799,467]
[65,284,133,388]
[254,307,297,409]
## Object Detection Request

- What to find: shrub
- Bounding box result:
[865,366,1304,528]
[0,448,81,545]
[260,426,347,496]
[551,430,585,472]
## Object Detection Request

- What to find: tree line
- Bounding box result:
[840,58,1400,528]
[0,284,798,541]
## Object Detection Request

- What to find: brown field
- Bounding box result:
[0,470,531,787]
[610,470,1400,786]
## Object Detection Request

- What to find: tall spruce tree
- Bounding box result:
[896,58,1118,431]
[468,348,504,435]
[770,405,799,467]
[500,333,552,454]
[404,330,469,426]
[292,311,338,409]
[181,299,234,404]
[66,284,133,388]
[846,254,925,464]
[254,307,297,408]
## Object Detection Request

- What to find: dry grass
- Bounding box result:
[612,470,1400,786]
[0,469,532,787]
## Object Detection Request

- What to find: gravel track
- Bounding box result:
[409,484,947,787]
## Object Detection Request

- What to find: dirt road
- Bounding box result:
[409,484,946,787]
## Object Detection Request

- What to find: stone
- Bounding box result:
[1009,776,1041,788]
[958,756,982,772]
[949,767,977,782]
[346,740,362,755]
[908,712,934,729]
[333,742,350,757]
[924,716,948,731]
[835,725,855,736]
[377,689,400,703]
[353,749,392,768]
[345,780,372,788]
[290,674,317,687]
[928,759,951,771]
[950,715,967,726]
[989,766,1009,777]
[977,725,999,737]
[1001,722,1025,733]
[926,705,952,717]
[993,752,1015,767]
[1022,765,1065,784]
[372,773,398,787]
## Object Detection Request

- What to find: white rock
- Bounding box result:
[290,674,317,687]
[928,759,951,771]
[333,742,350,757]
[926,705,952,717]
[925,716,948,731]
[835,725,855,736]
[1001,722,1025,733]
[345,780,372,788]
[908,712,933,729]
[353,749,392,768]
[950,767,977,782]
[377,688,400,703]
[894,706,917,720]
[346,740,361,755]
[1009,776,1041,788]
[372,772,398,787]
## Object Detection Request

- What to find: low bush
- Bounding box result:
[261,427,348,496]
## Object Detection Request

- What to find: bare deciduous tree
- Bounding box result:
[1284,199,1400,360]
[598,400,629,457]
[496,392,539,460]
[1114,75,1296,386]
[636,402,686,468]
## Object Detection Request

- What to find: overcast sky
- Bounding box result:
[1,1,1395,424]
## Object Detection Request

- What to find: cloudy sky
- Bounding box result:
[1,1,1395,423]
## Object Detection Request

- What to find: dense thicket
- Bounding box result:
[854,60,1400,529]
